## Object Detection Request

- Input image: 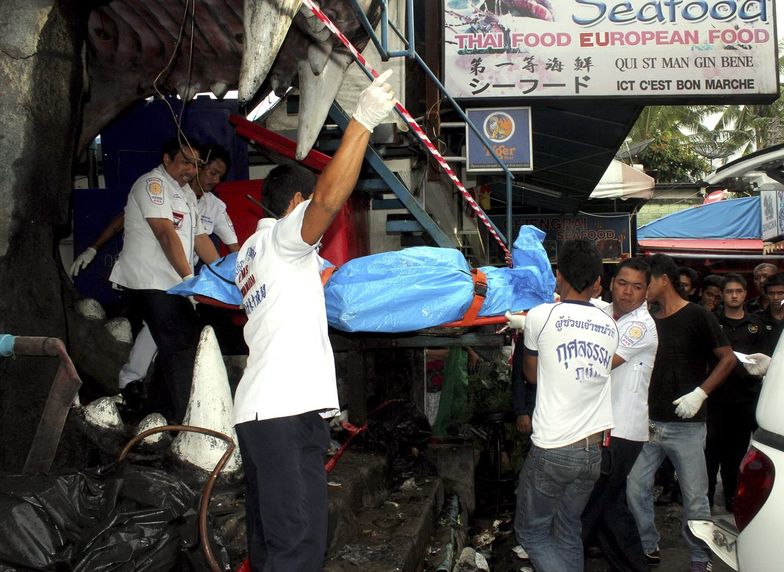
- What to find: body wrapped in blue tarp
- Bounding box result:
[168,225,555,333]
[325,225,554,332]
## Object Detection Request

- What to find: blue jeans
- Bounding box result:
[627,421,711,563]
[515,442,601,572]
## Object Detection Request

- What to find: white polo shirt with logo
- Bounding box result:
[605,302,658,442]
[110,165,204,291]
[233,199,339,424]
[198,192,237,246]
[524,300,620,449]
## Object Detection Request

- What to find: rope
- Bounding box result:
[301,0,512,263]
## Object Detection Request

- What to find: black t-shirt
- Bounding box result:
[755,309,784,355]
[649,302,729,422]
[712,313,767,406]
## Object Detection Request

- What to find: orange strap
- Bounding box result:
[462,268,488,324]
[320,266,337,287]
[441,268,486,328]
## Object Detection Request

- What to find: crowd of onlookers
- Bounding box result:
[509,247,779,572]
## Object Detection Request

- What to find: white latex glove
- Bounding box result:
[505,311,526,330]
[70,247,97,276]
[673,387,708,419]
[353,69,396,132]
[743,353,772,377]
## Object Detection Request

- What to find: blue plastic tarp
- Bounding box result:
[168,254,242,305]
[324,225,554,332]
[169,225,555,333]
[637,196,760,240]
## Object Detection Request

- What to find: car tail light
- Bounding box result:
[735,446,775,532]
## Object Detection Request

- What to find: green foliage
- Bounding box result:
[467,349,513,414]
[637,132,711,183]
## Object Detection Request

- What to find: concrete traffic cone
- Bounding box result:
[171,326,241,475]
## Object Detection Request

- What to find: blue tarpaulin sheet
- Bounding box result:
[169,225,555,333]
[637,196,760,239]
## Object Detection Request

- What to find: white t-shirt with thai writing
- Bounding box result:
[606,302,658,442]
[232,200,339,424]
[524,300,620,449]
[110,165,204,291]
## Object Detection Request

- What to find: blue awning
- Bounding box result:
[638,196,760,240]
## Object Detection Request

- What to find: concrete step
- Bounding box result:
[325,458,444,572]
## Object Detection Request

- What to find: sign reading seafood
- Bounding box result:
[444,0,778,101]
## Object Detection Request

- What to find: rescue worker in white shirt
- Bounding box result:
[71,143,237,411]
[581,256,658,572]
[189,143,239,258]
[514,239,620,572]
[233,70,396,572]
[108,138,219,423]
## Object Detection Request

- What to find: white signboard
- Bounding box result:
[444,0,778,101]
[760,189,778,241]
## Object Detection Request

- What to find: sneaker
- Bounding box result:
[688,561,712,572]
[645,548,661,566]
[512,545,529,560]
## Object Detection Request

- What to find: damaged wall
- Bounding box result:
[0,0,85,471]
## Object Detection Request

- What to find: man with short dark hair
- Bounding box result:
[745,262,778,314]
[706,273,767,512]
[627,254,735,572]
[515,239,619,572]
[109,138,220,422]
[756,272,784,354]
[582,257,657,572]
[678,266,700,302]
[700,274,723,313]
[233,70,396,571]
[678,266,699,302]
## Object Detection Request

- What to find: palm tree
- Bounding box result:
[709,46,784,156]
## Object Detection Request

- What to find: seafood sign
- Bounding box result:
[444,0,777,101]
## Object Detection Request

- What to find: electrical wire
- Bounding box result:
[151,0,202,168]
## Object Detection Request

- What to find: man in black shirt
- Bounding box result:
[706,274,767,512]
[627,255,735,572]
[756,272,784,355]
[744,262,778,315]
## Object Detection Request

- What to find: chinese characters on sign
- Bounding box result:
[444,0,777,101]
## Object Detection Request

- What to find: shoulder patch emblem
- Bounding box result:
[620,321,647,347]
[146,178,164,205]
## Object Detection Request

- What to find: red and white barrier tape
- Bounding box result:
[301,0,512,263]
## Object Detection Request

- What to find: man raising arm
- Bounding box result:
[233,70,396,572]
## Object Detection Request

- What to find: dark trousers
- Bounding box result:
[582,437,648,572]
[129,289,199,423]
[706,400,756,509]
[236,412,330,572]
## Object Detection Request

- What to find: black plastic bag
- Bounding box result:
[0,463,227,571]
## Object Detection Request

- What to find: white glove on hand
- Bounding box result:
[70,247,97,276]
[505,311,526,330]
[673,387,708,419]
[353,69,396,132]
[743,353,772,377]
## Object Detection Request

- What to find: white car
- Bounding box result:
[689,340,784,571]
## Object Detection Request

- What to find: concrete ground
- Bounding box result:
[469,482,735,572]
